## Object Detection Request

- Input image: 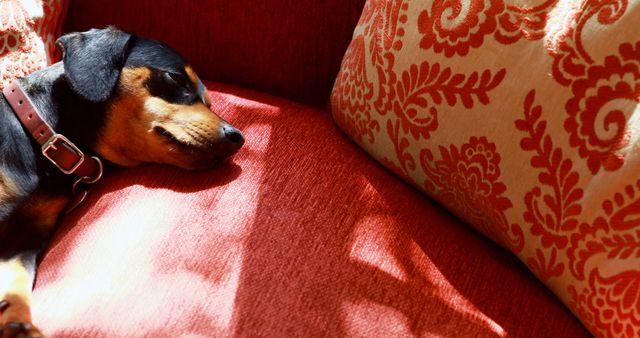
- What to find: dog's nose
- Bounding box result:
[223,125,245,146]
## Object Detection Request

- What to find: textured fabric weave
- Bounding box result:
[330,1,640,336]
[62,0,366,108]
[32,83,589,337]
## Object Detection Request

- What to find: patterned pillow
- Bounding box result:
[331,1,639,337]
[0,0,67,89]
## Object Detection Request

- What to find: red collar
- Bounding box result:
[2,81,103,192]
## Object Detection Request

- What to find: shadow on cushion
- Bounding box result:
[32,83,589,337]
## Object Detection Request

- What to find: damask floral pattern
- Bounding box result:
[516,90,583,279]
[419,136,525,252]
[418,0,504,56]
[331,0,640,336]
[565,42,640,174]
[332,36,379,144]
[0,0,67,89]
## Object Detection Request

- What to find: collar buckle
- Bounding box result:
[42,133,85,175]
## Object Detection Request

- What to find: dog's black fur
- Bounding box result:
[0,27,243,337]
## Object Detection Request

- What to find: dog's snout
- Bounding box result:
[223,125,244,146]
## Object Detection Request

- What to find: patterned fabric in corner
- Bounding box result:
[331,1,640,337]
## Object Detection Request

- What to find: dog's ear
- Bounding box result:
[57,28,132,103]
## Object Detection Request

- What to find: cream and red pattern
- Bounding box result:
[0,0,67,89]
[331,1,640,337]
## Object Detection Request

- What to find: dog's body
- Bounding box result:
[0,28,244,337]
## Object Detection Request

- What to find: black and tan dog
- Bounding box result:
[0,27,244,337]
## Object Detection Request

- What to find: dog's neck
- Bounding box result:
[19,62,107,154]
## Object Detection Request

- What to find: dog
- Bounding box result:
[0,27,244,337]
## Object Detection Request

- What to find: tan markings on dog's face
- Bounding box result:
[185,65,211,107]
[95,67,240,169]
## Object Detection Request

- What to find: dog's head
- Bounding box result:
[56,27,244,170]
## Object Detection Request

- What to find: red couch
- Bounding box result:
[31,1,590,337]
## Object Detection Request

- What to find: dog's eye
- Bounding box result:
[163,71,187,88]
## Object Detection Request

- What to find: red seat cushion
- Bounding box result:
[32,83,589,337]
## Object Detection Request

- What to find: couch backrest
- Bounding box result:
[63,0,366,108]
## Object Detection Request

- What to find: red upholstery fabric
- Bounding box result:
[62,0,366,108]
[32,83,589,337]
